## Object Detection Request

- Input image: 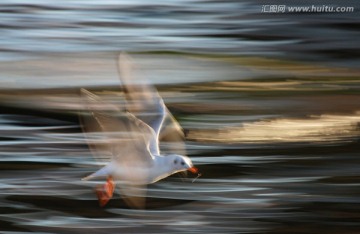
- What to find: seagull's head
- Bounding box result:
[168,154,198,174]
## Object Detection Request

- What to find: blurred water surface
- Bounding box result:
[0,0,360,233]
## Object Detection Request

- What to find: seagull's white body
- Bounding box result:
[80,53,197,208]
[87,153,194,185]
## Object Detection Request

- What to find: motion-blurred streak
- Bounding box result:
[188,113,360,144]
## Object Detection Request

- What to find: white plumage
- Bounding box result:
[80,53,198,208]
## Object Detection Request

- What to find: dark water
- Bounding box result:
[0,1,360,233]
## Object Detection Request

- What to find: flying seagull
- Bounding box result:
[80,53,199,208]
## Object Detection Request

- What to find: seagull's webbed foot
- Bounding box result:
[95,176,115,207]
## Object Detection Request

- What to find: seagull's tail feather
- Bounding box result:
[82,164,113,181]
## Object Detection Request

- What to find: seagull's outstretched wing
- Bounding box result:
[117,53,186,156]
[80,88,156,208]
[80,88,155,166]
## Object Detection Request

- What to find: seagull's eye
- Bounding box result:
[181,161,185,166]
[174,159,178,164]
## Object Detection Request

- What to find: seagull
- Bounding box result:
[80,53,199,208]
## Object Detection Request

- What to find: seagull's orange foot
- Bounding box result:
[95,176,115,207]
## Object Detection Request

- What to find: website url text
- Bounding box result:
[261,5,354,13]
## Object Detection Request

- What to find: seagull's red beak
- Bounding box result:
[188,166,198,174]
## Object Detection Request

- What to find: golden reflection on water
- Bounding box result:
[0,0,359,232]
[188,113,360,143]
[0,54,359,233]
